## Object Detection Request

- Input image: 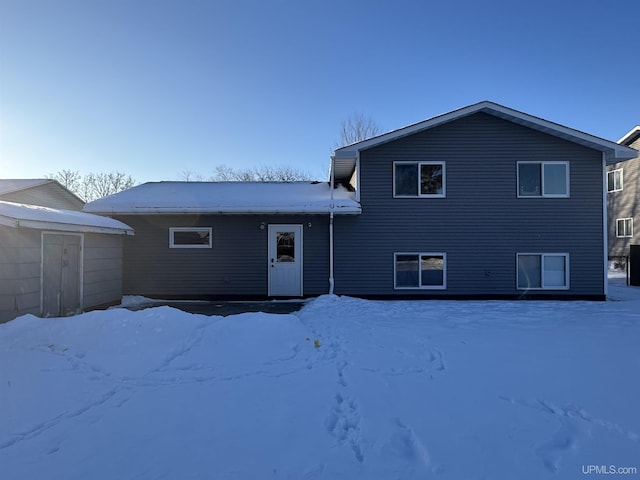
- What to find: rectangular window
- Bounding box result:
[616,218,633,238]
[517,253,569,290]
[169,227,212,248]
[394,162,445,197]
[607,169,623,192]
[517,162,569,197]
[394,253,446,289]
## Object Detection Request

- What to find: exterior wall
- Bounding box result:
[607,137,639,258]
[0,183,84,211]
[83,233,125,309]
[334,112,606,298]
[115,214,329,298]
[0,226,42,323]
[0,227,125,323]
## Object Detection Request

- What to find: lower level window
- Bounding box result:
[169,227,212,248]
[395,253,446,289]
[517,253,569,290]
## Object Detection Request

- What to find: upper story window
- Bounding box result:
[517,162,569,198]
[616,218,633,238]
[394,162,446,198]
[169,227,212,248]
[607,169,623,192]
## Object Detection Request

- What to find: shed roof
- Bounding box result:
[0,200,133,235]
[83,181,361,215]
[332,101,638,182]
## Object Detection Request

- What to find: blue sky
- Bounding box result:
[1,0,638,182]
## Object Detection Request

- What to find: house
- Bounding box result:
[607,126,639,265]
[0,180,133,323]
[0,178,85,210]
[84,181,359,299]
[84,102,637,301]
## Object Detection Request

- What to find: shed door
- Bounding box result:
[268,225,303,296]
[42,233,82,317]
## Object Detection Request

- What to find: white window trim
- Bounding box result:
[394,252,447,290]
[393,161,446,198]
[517,161,570,198]
[607,168,623,193]
[516,253,570,290]
[169,227,213,249]
[616,218,633,238]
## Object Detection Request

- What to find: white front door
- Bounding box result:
[268,224,303,296]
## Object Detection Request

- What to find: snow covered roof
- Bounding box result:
[83,181,362,215]
[0,201,134,235]
[332,101,639,182]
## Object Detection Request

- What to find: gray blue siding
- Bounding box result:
[83,233,125,309]
[334,112,605,298]
[115,215,329,298]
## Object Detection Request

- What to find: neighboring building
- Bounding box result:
[607,126,640,264]
[0,180,133,323]
[85,102,637,300]
[0,179,84,210]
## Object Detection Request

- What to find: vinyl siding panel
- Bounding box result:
[83,233,125,309]
[0,227,41,322]
[335,112,605,298]
[607,137,640,257]
[116,215,329,297]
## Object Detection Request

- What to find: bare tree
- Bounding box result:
[206,164,313,182]
[46,170,136,202]
[46,169,82,193]
[177,169,205,182]
[335,112,382,148]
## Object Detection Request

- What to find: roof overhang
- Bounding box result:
[618,126,640,146]
[0,201,134,235]
[333,101,638,181]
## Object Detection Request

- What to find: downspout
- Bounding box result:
[602,153,609,298]
[329,156,335,295]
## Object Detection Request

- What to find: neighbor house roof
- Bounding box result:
[0,200,134,235]
[83,181,362,215]
[0,178,85,210]
[618,126,640,147]
[332,101,639,182]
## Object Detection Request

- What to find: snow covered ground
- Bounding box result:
[1,278,639,479]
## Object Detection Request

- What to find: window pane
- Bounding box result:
[543,255,566,287]
[277,232,295,262]
[421,255,444,286]
[543,164,567,195]
[420,164,443,195]
[395,164,418,196]
[396,254,419,287]
[173,230,211,246]
[518,255,541,288]
[519,164,541,196]
[607,171,615,192]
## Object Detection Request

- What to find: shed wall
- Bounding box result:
[334,112,605,298]
[0,226,42,322]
